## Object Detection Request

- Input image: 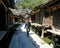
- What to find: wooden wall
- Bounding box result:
[53,10,60,29]
[0,0,15,30]
[0,4,7,30]
[44,0,60,29]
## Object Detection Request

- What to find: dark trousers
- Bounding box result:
[27,28,30,37]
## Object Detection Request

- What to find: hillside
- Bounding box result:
[15,0,49,9]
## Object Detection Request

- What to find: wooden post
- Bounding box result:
[13,18,15,24]
[0,0,2,4]
[5,12,8,26]
[41,25,45,38]
[41,16,45,38]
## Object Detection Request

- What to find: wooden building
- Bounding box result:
[0,0,16,48]
[40,0,60,29]
[0,0,15,30]
[30,0,60,47]
[30,8,40,23]
[9,8,22,24]
[31,0,60,30]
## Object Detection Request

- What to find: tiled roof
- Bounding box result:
[9,8,21,16]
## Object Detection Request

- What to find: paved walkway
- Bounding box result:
[0,31,7,40]
[9,23,53,48]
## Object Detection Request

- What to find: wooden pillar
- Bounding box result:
[41,8,45,38]
[0,0,2,4]
[41,25,45,38]
[5,12,8,26]
[13,17,15,24]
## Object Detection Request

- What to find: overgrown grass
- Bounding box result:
[31,27,52,44]
[31,27,41,37]
[43,37,52,44]
[31,27,60,48]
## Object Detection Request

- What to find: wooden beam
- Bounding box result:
[7,0,11,5]
[1,1,7,9]
[43,0,59,8]
[0,0,2,4]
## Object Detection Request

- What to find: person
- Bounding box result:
[25,22,31,37]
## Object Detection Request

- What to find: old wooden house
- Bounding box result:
[0,0,15,30]
[0,0,16,47]
[30,0,60,47]
[40,0,60,29]
[30,8,40,23]
[31,0,60,30]
[9,8,22,24]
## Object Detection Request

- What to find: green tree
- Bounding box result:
[15,0,49,9]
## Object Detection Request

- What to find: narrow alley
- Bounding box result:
[0,0,60,48]
[9,23,52,48]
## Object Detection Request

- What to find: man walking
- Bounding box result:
[25,22,31,37]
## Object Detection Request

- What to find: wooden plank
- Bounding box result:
[47,30,60,36]
[31,23,42,27]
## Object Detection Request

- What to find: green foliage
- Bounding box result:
[43,37,52,44]
[16,0,49,9]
